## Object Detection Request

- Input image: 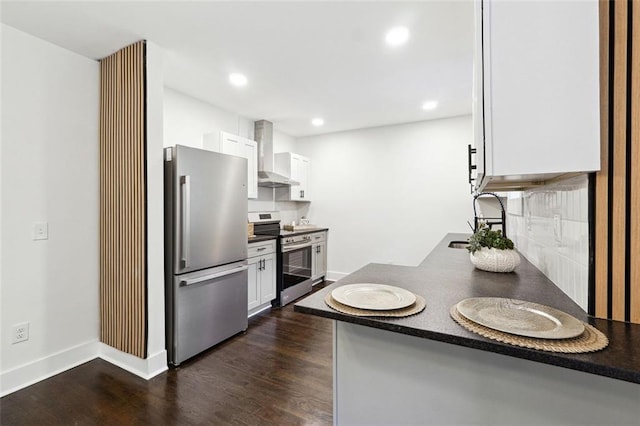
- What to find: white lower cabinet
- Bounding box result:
[247,240,276,315]
[311,231,327,283]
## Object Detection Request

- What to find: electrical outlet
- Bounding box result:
[32,222,48,240]
[13,322,29,344]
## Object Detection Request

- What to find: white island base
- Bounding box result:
[334,322,639,425]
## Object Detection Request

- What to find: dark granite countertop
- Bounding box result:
[294,233,640,385]
[249,228,329,243]
[247,235,277,244]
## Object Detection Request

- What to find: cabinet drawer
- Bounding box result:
[310,231,326,243]
[248,240,276,258]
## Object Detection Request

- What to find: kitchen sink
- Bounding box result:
[448,241,470,249]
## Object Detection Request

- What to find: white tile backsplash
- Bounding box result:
[248,189,304,228]
[506,175,589,311]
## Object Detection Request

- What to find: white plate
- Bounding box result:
[456,297,585,339]
[331,283,417,310]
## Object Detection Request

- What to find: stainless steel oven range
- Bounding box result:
[248,211,315,307]
[280,232,313,305]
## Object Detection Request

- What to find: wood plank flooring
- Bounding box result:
[0,284,333,425]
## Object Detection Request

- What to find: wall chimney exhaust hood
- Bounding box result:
[254,120,299,187]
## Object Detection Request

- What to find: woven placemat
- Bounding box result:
[450,306,608,353]
[325,293,426,317]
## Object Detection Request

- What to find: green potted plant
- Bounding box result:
[467,223,520,272]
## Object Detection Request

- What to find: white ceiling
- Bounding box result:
[1,0,474,137]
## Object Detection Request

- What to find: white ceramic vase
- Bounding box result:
[470,247,521,273]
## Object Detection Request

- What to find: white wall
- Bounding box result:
[506,175,589,311]
[295,116,474,277]
[1,25,100,395]
[163,88,253,149]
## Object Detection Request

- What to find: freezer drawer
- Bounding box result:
[168,262,248,365]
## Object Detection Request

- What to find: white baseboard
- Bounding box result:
[0,339,99,397]
[0,341,169,397]
[98,343,168,380]
[327,271,348,282]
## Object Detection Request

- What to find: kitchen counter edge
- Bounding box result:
[280,227,329,237]
[294,233,640,385]
[248,235,277,244]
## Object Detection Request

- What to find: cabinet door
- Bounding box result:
[221,133,240,156]
[472,0,485,184]
[290,154,310,201]
[247,257,260,311]
[312,242,327,281]
[290,154,302,201]
[473,0,599,191]
[220,132,258,199]
[318,242,326,277]
[259,253,276,304]
[239,140,257,199]
[290,154,301,181]
[299,157,310,200]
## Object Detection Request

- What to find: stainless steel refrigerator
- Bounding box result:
[164,145,248,366]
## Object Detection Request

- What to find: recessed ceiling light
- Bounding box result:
[422,100,438,111]
[311,118,324,127]
[229,73,247,87]
[385,26,410,47]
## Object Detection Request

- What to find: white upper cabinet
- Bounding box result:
[274,152,311,202]
[204,131,258,199]
[473,0,600,192]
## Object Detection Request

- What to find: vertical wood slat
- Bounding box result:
[594,0,639,324]
[99,41,147,358]
[595,0,610,319]
[611,0,628,321]
[631,0,640,324]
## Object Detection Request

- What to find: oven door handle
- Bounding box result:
[282,242,313,252]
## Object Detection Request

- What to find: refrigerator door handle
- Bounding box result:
[180,265,249,287]
[180,175,191,268]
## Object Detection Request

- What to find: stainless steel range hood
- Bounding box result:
[254,120,299,187]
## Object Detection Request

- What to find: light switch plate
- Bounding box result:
[32,222,48,240]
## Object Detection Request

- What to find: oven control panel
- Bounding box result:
[283,234,313,245]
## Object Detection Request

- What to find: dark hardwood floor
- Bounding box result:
[0,284,333,425]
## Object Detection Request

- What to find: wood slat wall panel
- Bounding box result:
[99,41,147,358]
[593,0,639,324]
[631,0,640,324]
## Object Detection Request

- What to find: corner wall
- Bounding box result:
[0,24,100,395]
[295,116,474,278]
[97,41,168,379]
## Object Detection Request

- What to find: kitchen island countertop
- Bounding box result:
[294,233,640,385]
